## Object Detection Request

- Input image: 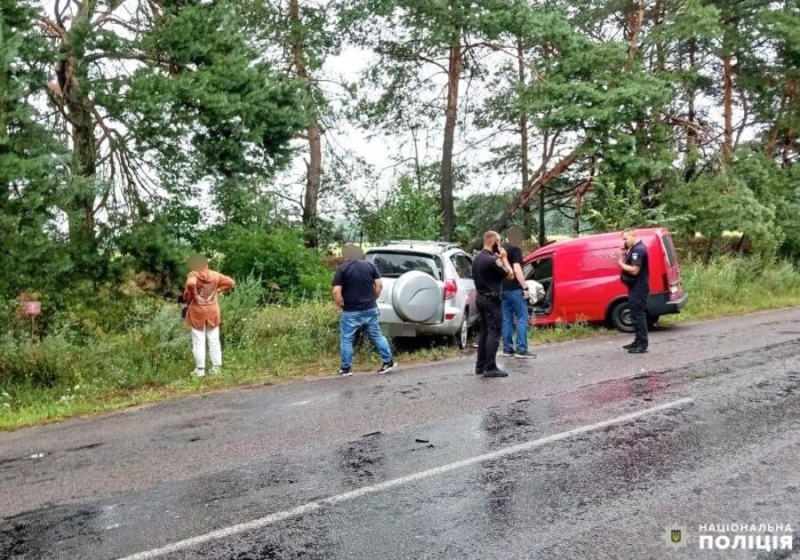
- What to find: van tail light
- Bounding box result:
[662,273,669,292]
[444,279,458,300]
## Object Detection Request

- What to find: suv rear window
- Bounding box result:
[367,251,443,280]
[450,253,473,279]
[661,235,677,267]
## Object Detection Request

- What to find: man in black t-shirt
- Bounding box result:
[472,231,515,377]
[618,229,650,354]
[332,244,396,376]
[501,227,535,359]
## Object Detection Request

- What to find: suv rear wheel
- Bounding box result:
[453,311,469,350]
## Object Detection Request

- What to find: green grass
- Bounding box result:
[2,257,799,431]
[663,258,800,322]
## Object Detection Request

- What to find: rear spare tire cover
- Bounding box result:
[392,271,441,322]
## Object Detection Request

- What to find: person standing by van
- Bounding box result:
[618,229,649,353]
[472,231,515,377]
[501,227,535,359]
[183,255,236,377]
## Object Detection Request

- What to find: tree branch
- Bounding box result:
[471,143,586,249]
[38,18,66,39]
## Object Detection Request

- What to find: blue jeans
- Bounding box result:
[502,289,529,354]
[340,308,393,368]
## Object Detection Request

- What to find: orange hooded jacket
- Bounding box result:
[182,269,236,330]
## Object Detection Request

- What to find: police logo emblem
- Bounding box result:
[632,253,639,261]
[664,525,689,550]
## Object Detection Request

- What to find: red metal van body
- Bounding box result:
[523,228,688,332]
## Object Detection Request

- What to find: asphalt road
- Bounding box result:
[2,308,800,559]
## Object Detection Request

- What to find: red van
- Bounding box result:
[523,228,688,332]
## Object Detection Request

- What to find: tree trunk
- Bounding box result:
[290,0,322,249]
[301,128,322,248]
[522,204,533,240]
[440,33,462,241]
[573,182,589,236]
[654,0,666,73]
[538,188,546,247]
[573,160,596,235]
[411,126,423,190]
[767,79,793,158]
[625,0,645,71]
[57,46,98,266]
[685,38,698,182]
[517,39,531,241]
[721,31,734,154]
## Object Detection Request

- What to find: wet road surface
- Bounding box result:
[1,308,799,559]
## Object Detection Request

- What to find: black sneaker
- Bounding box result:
[514,351,536,359]
[338,367,353,377]
[628,346,649,354]
[502,351,515,358]
[378,361,398,374]
[623,342,636,350]
[483,369,509,378]
[475,367,485,375]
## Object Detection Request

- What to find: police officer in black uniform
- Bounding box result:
[618,228,650,354]
[472,231,515,377]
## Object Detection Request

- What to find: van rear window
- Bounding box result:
[661,235,677,267]
[367,252,442,280]
[525,258,553,282]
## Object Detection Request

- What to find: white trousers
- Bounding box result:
[191,326,222,369]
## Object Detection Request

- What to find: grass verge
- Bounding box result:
[2,257,799,430]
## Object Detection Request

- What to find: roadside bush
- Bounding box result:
[0,333,78,388]
[677,257,800,319]
[46,285,160,342]
[219,275,264,347]
[237,301,338,354]
[114,218,192,296]
[209,226,331,301]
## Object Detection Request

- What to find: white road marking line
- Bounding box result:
[118,397,693,560]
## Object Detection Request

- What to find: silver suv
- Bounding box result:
[364,241,479,349]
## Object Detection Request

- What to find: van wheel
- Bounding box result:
[454,314,469,350]
[610,301,635,333]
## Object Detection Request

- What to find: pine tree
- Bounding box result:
[0,0,70,298]
[37,0,306,273]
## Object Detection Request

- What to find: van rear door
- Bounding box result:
[658,233,683,301]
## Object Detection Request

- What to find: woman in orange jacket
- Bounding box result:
[182,255,236,377]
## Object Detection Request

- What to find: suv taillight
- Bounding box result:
[444,279,457,299]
